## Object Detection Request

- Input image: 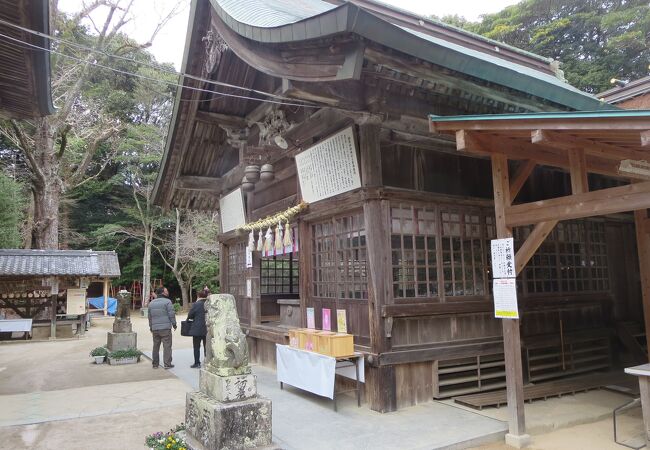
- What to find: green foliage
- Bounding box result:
[108,348,142,359]
[461,0,650,93]
[173,301,181,313]
[90,346,109,357]
[0,172,24,248]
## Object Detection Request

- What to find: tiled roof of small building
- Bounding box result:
[0,250,120,277]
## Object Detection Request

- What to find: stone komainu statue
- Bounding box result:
[115,290,131,320]
[205,294,251,377]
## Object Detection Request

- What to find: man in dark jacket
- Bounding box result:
[148,287,177,369]
[187,288,209,368]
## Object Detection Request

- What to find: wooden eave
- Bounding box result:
[0,0,54,119]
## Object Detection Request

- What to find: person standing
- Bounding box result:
[148,287,177,369]
[187,288,209,368]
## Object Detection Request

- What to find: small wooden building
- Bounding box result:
[599,76,650,110]
[154,0,642,420]
[0,250,120,339]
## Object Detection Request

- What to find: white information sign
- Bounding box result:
[491,237,516,279]
[493,278,519,319]
[295,126,361,203]
[219,188,246,234]
[245,247,253,268]
[66,288,87,315]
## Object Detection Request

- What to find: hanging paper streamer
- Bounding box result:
[264,227,273,253]
[283,222,292,247]
[275,222,284,253]
[247,230,255,251]
[257,230,263,252]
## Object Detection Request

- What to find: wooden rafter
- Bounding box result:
[531,129,648,161]
[568,148,589,194]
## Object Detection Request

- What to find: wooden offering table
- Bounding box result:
[276,344,364,411]
[624,364,650,446]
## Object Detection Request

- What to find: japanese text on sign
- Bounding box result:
[491,237,516,278]
[219,188,246,234]
[295,127,361,203]
[493,278,519,319]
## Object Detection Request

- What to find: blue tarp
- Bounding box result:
[88,296,117,315]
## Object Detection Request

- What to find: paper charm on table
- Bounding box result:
[283,222,292,247]
[274,221,284,253]
[256,229,263,252]
[264,226,273,253]
[247,230,255,251]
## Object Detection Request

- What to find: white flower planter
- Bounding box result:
[108,356,139,365]
[94,356,105,364]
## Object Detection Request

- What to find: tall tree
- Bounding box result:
[0,172,25,248]
[0,0,181,249]
[466,0,650,93]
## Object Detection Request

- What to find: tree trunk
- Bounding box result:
[174,270,189,311]
[31,117,60,250]
[142,232,152,307]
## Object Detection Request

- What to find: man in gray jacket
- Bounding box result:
[148,287,177,369]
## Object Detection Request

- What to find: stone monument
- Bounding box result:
[184,294,272,450]
[106,290,137,352]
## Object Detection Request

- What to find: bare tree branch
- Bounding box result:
[9,121,44,182]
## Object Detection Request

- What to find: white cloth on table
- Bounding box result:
[276,344,364,399]
[0,319,32,332]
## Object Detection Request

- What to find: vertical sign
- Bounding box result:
[490,237,518,319]
[306,307,315,329]
[336,309,348,334]
[491,237,515,278]
[295,126,361,203]
[219,188,246,234]
[245,247,253,268]
[246,279,252,298]
[322,308,331,331]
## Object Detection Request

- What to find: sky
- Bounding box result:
[58,0,520,69]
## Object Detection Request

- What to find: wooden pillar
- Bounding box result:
[359,121,396,412]
[635,209,650,362]
[639,376,650,446]
[219,243,228,294]
[102,277,109,316]
[249,251,261,326]
[298,220,311,328]
[491,154,527,442]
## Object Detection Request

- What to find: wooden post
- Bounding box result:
[491,154,528,445]
[298,220,311,328]
[219,243,228,294]
[249,251,261,326]
[359,122,397,412]
[102,277,109,316]
[635,209,650,362]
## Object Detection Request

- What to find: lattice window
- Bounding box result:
[517,226,559,294]
[312,211,368,300]
[391,204,438,298]
[261,254,299,294]
[588,221,609,291]
[557,222,590,292]
[441,209,488,296]
[227,242,246,297]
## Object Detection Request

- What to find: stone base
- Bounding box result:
[113,319,132,333]
[107,331,137,352]
[185,391,272,450]
[199,370,257,403]
[505,433,531,449]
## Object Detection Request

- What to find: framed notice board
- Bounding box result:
[219,188,246,233]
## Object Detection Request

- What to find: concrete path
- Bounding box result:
[145,348,508,450]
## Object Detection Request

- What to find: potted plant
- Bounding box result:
[90,346,109,364]
[107,348,142,365]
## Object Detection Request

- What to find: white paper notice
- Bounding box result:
[295,126,361,203]
[493,278,519,319]
[245,247,253,268]
[491,237,516,279]
[219,188,246,234]
[246,279,252,298]
[66,288,87,315]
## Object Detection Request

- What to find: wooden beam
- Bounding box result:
[568,148,589,194]
[641,131,650,147]
[635,209,650,362]
[506,181,650,227]
[509,160,536,201]
[176,176,223,192]
[195,110,248,129]
[515,221,557,275]
[432,116,650,132]
[491,154,527,438]
[532,129,648,161]
[456,130,622,179]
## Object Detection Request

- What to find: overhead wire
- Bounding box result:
[0,30,330,110]
[0,17,320,106]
